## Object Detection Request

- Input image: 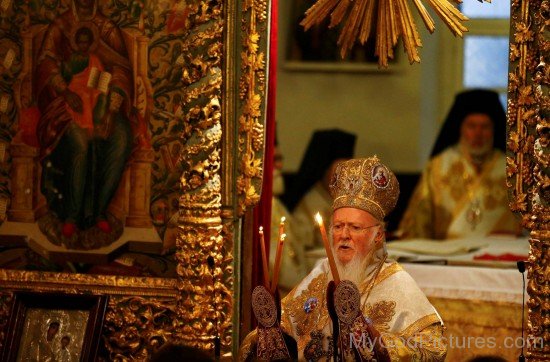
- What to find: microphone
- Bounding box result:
[207,256,221,361]
[517,261,526,362]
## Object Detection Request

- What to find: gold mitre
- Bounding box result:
[329,156,400,220]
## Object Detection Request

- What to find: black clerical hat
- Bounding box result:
[430,89,506,157]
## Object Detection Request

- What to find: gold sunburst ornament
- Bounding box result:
[301,0,483,67]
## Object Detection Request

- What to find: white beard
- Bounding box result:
[460,138,493,159]
[330,243,375,286]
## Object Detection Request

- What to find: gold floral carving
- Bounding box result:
[102,296,178,360]
[0,272,177,359]
[0,270,177,297]
[507,0,550,359]
[175,0,232,351]
[236,0,269,216]
[0,0,271,358]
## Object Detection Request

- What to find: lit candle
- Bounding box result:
[271,233,286,294]
[279,216,286,238]
[315,212,340,284]
[258,226,270,288]
[270,217,286,293]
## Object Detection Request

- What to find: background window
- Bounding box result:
[463,35,510,89]
[461,0,511,19]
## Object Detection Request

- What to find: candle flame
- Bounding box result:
[259,226,263,233]
[280,216,286,223]
[314,212,323,225]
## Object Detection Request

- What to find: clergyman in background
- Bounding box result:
[398,89,520,239]
[283,129,356,270]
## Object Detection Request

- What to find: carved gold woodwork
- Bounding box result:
[174,0,228,351]
[0,270,178,296]
[102,296,179,360]
[0,0,270,358]
[236,0,269,217]
[0,271,178,360]
[507,0,550,360]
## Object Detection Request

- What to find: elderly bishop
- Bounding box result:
[240,156,447,361]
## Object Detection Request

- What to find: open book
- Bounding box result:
[87,67,112,93]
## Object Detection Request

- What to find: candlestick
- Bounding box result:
[271,233,286,294]
[270,217,286,292]
[315,212,340,284]
[258,226,270,288]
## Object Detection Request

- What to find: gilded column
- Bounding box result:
[177,96,229,350]
[507,0,550,359]
[175,5,228,350]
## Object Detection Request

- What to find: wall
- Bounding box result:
[275,3,454,173]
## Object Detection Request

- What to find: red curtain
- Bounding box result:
[251,0,278,296]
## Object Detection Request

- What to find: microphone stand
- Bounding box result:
[208,256,221,361]
[326,281,339,362]
[517,261,526,362]
[332,319,339,362]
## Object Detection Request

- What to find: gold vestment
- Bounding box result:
[399,147,519,239]
[239,258,447,361]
